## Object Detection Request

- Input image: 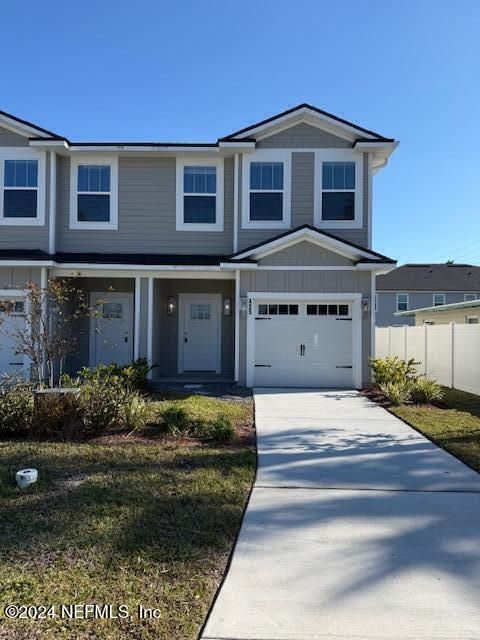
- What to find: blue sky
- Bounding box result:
[1,0,479,265]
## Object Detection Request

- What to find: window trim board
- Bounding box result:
[175,157,224,231]
[69,155,118,230]
[241,149,292,230]
[396,292,409,312]
[0,148,46,226]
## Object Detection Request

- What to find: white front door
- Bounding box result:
[90,292,134,367]
[179,294,221,373]
[0,297,26,376]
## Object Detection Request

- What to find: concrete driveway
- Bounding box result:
[202,389,480,640]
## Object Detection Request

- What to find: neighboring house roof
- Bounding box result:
[395,299,480,317]
[229,225,396,265]
[377,264,480,292]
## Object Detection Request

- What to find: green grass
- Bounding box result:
[0,440,255,639]
[390,387,480,472]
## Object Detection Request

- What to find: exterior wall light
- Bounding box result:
[223,298,232,316]
[362,297,370,314]
[240,296,248,315]
[167,296,176,315]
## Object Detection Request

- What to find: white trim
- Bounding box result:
[48,152,56,253]
[396,292,409,312]
[175,157,224,231]
[466,316,479,324]
[0,114,56,138]
[433,292,446,306]
[245,292,362,389]
[51,267,235,280]
[0,148,46,226]
[464,293,477,302]
[371,272,376,382]
[313,149,363,229]
[177,293,222,374]
[134,276,141,360]
[69,155,119,230]
[367,153,372,248]
[147,278,154,377]
[233,153,239,252]
[227,106,377,142]
[241,149,292,230]
[234,269,240,382]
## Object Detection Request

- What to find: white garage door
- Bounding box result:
[253,300,355,388]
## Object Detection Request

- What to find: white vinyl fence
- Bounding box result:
[375,324,480,396]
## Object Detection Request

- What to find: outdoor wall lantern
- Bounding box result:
[239,296,248,315]
[167,296,177,315]
[223,297,232,316]
[362,297,370,314]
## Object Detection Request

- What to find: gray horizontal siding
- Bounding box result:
[57,156,234,254]
[376,291,480,327]
[0,126,29,147]
[0,267,42,288]
[237,150,370,252]
[256,123,351,149]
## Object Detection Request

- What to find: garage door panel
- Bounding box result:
[253,302,355,388]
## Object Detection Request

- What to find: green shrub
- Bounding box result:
[410,377,443,404]
[379,382,411,406]
[31,390,82,440]
[0,383,33,437]
[162,405,191,435]
[121,393,154,434]
[370,357,419,386]
[209,414,235,443]
[68,359,150,391]
[79,376,131,436]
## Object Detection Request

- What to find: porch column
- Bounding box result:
[40,267,48,383]
[134,276,141,361]
[147,277,154,378]
[234,269,240,382]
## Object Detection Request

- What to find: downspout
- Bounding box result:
[48,152,57,255]
[234,269,240,382]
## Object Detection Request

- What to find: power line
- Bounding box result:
[431,238,480,262]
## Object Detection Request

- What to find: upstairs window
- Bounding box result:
[249,162,284,222]
[0,153,45,225]
[465,293,477,302]
[70,157,118,230]
[176,158,224,231]
[184,166,216,224]
[396,293,409,312]
[321,162,355,221]
[433,293,445,306]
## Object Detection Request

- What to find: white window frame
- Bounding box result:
[396,293,409,312]
[433,293,445,306]
[69,155,118,230]
[466,316,479,324]
[0,148,46,226]
[242,149,292,230]
[176,157,224,232]
[464,293,477,301]
[314,149,363,229]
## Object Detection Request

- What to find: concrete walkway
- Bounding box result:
[202,389,480,640]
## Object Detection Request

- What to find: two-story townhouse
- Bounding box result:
[376,264,480,327]
[0,104,397,387]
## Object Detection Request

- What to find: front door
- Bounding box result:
[179,294,221,373]
[90,292,134,367]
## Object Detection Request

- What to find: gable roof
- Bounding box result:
[0,109,60,139]
[220,103,395,142]
[377,264,480,292]
[229,225,396,265]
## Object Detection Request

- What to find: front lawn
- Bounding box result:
[390,387,480,472]
[0,439,255,639]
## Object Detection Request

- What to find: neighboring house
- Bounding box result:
[0,103,397,388]
[376,264,480,327]
[395,298,480,325]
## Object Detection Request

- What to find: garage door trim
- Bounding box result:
[246,292,362,388]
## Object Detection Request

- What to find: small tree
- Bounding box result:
[0,279,103,388]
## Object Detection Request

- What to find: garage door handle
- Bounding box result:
[336,365,353,369]
[255,317,271,320]
[300,344,305,356]
[336,318,352,321]
[255,364,271,368]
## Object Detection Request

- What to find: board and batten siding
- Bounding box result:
[258,241,354,267]
[238,269,372,385]
[56,156,234,255]
[0,267,42,288]
[236,149,369,252]
[255,123,351,149]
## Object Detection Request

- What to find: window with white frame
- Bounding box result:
[433,293,445,306]
[465,293,477,301]
[0,150,45,225]
[397,293,409,311]
[466,316,479,324]
[321,162,355,221]
[176,158,224,231]
[242,151,291,228]
[70,157,118,229]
